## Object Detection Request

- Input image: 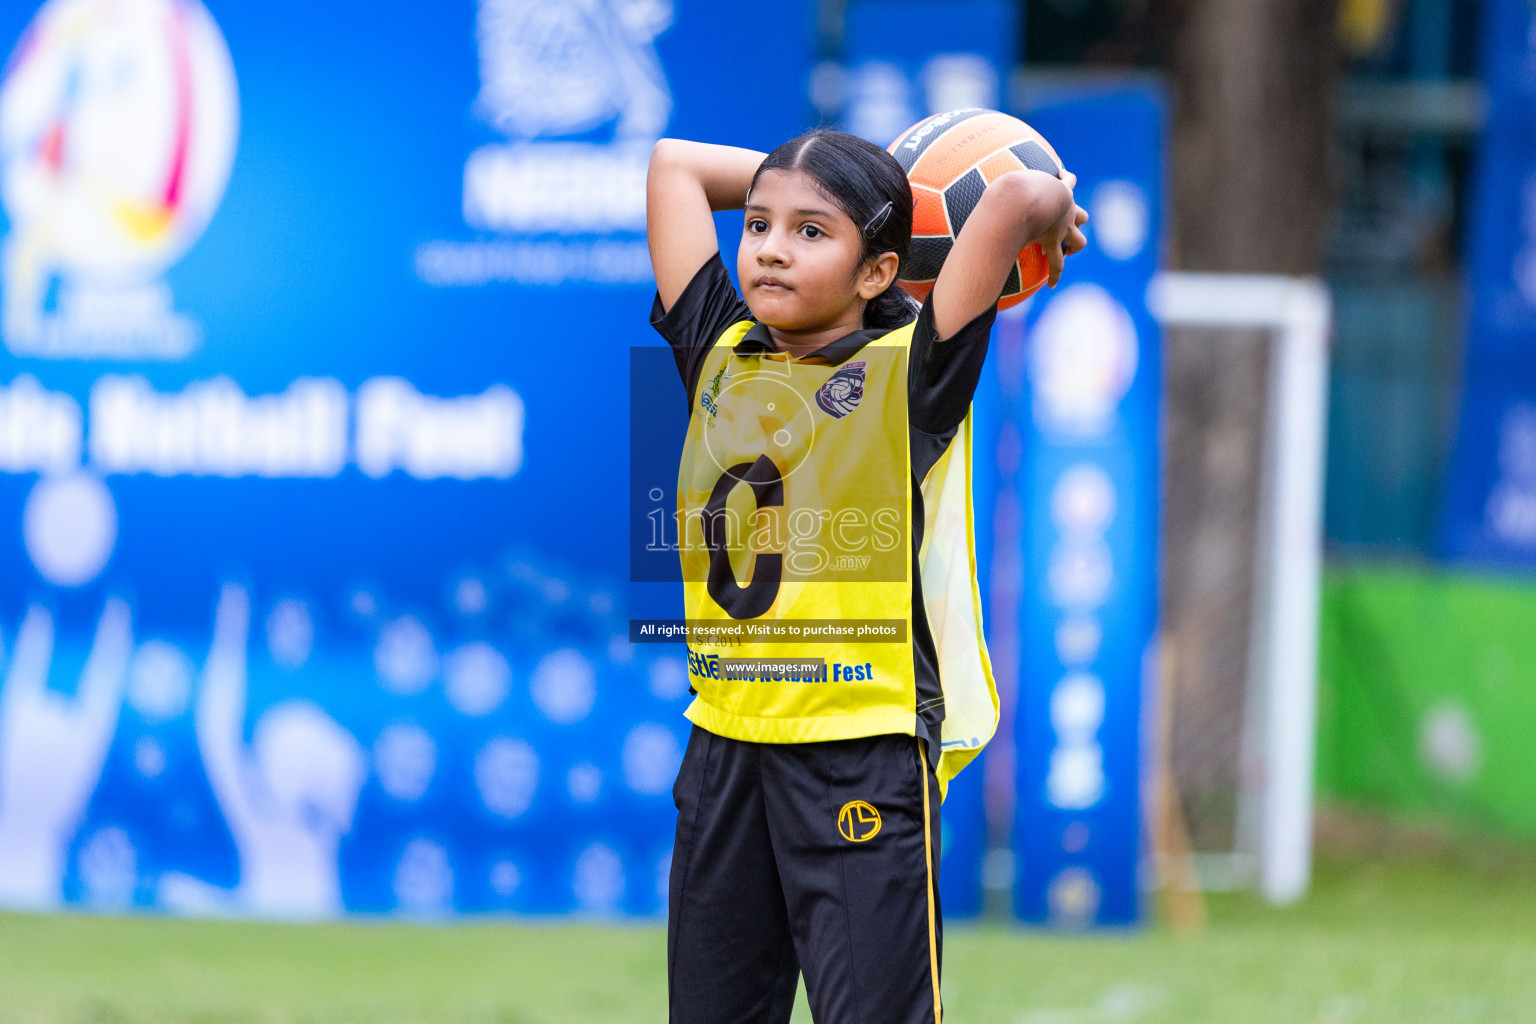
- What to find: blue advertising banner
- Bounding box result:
[841,0,1017,147]
[0,0,812,916]
[1009,88,1161,928]
[1440,0,1536,566]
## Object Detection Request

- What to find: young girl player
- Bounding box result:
[647,128,1087,1024]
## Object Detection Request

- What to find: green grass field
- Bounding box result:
[1,831,1533,1024]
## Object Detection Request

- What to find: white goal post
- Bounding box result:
[1147,272,1333,905]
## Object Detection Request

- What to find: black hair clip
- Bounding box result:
[863,201,893,238]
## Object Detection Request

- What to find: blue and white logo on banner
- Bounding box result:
[0,0,811,918]
[1009,87,1161,929]
[0,0,239,361]
[838,0,1015,147]
[415,0,674,288]
[1441,0,1536,567]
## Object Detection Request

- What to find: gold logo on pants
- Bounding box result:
[837,800,882,842]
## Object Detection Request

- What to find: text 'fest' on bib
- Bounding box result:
[675,318,998,793]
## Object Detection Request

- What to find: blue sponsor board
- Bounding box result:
[1440,0,1536,567]
[0,0,811,916]
[841,0,1017,146]
[1009,88,1161,928]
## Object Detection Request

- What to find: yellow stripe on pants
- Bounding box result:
[919,741,941,1024]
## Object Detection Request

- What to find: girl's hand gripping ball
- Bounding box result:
[888,108,1084,308]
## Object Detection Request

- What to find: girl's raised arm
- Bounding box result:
[647,140,766,312]
[930,169,1087,341]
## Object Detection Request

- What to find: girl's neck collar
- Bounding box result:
[764,315,868,358]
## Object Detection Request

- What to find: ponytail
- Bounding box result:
[865,282,920,330]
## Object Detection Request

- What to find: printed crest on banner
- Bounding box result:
[1026,283,1139,439]
[473,0,672,142]
[416,0,675,288]
[815,361,866,419]
[0,0,239,360]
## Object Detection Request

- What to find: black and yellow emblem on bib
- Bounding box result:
[837,800,882,842]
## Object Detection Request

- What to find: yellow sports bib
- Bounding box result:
[676,319,998,793]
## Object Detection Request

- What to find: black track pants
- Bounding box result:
[667,727,943,1024]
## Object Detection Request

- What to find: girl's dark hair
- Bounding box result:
[750,130,917,330]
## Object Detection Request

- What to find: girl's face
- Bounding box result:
[739,168,890,333]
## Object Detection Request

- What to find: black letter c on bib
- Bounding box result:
[702,456,783,619]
